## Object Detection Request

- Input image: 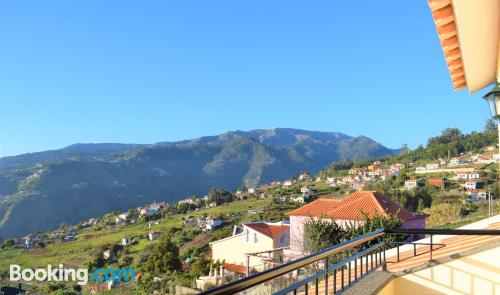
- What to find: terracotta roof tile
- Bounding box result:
[286,191,423,221]
[285,198,341,217]
[223,263,246,274]
[244,223,289,239]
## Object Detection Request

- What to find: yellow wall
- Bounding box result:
[211,232,275,268]
[378,246,500,295]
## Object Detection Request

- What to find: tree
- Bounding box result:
[485,118,497,132]
[145,235,181,274]
[304,216,349,253]
[208,188,235,204]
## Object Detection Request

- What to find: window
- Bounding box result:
[245,229,249,242]
[280,233,286,244]
[254,233,258,243]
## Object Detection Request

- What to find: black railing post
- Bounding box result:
[315,278,319,295]
[333,268,337,294]
[430,234,433,261]
[305,282,308,295]
[413,243,416,257]
[360,255,363,276]
[397,244,400,262]
[341,266,344,291]
[324,258,329,295]
[354,258,357,281]
[348,261,351,286]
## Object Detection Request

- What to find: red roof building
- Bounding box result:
[286,191,423,222]
[426,178,444,188]
[286,191,426,253]
[244,223,290,239]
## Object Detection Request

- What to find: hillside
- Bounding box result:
[0,128,394,238]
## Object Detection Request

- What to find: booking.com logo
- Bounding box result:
[9,264,136,286]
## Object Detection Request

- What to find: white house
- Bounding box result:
[210,222,290,271]
[205,217,224,231]
[300,187,312,194]
[122,237,131,246]
[326,177,335,185]
[450,157,461,165]
[404,179,418,189]
[149,231,161,241]
[464,181,478,190]
[298,173,311,181]
[248,188,256,194]
[415,166,427,172]
[454,172,469,180]
[465,190,487,201]
[468,173,480,179]
[283,180,294,187]
[426,163,440,170]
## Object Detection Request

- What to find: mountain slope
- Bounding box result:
[0,128,395,237]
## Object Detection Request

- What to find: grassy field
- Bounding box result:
[0,198,275,272]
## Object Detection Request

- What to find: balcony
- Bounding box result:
[200,215,500,295]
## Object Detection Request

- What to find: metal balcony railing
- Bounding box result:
[199,228,500,295]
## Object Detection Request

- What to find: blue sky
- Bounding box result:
[0,1,493,157]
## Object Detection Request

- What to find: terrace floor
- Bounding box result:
[296,216,500,295]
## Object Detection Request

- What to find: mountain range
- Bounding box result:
[0,128,396,238]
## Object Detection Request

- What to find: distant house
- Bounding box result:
[465,190,488,201]
[426,178,444,188]
[138,207,150,215]
[468,173,480,179]
[122,237,131,246]
[464,181,479,190]
[326,177,336,185]
[426,163,440,170]
[415,166,426,172]
[285,191,426,254]
[205,217,224,231]
[405,179,419,189]
[300,187,312,194]
[62,236,75,242]
[24,237,34,250]
[283,180,294,187]
[149,231,161,241]
[178,198,194,205]
[298,172,310,181]
[103,249,115,260]
[292,195,307,203]
[118,213,129,220]
[454,172,469,181]
[248,188,256,194]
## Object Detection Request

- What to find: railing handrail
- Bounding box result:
[198,228,385,295]
[201,227,500,295]
[385,228,500,235]
[274,242,385,295]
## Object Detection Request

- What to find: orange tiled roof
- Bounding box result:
[244,223,289,239]
[286,191,423,221]
[428,0,466,91]
[224,263,246,274]
[285,198,341,217]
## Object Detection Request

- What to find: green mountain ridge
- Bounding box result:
[0,128,395,238]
